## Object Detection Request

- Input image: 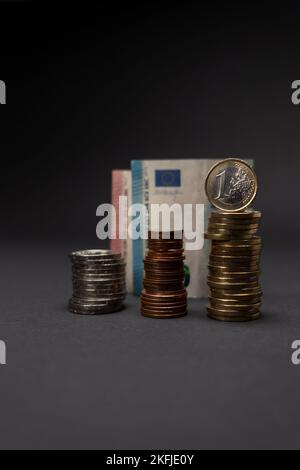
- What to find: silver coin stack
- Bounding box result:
[69,250,126,315]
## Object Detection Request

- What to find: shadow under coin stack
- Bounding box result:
[205,210,262,321]
[69,250,126,315]
[141,232,187,318]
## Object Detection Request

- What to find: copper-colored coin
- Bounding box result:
[148,240,183,249]
[142,302,187,310]
[144,266,184,274]
[142,231,187,319]
[142,289,186,298]
[142,310,187,319]
[147,251,185,261]
[143,284,184,293]
[148,230,183,239]
[144,259,184,267]
[142,296,186,305]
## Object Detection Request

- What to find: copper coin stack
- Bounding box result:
[205,210,263,322]
[69,250,126,315]
[141,232,187,319]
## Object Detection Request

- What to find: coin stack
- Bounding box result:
[205,210,262,322]
[141,232,187,319]
[69,250,126,315]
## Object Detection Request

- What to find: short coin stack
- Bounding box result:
[141,232,187,318]
[205,210,262,322]
[69,250,126,315]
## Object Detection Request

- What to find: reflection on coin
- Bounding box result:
[205,159,258,212]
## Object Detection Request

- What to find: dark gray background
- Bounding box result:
[0,1,300,450]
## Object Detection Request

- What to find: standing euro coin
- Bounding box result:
[205,158,258,212]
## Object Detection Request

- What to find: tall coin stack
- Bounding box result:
[205,211,262,321]
[69,250,126,315]
[141,232,187,319]
[205,158,262,322]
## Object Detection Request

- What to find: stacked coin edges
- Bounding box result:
[142,232,187,318]
[205,211,262,322]
[69,250,126,315]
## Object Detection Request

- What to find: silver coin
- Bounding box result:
[73,283,126,290]
[72,293,126,302]
[72,274,125,281]
[72,264,125,271]
[72,260,126,267]
[72,273,126,280]
[70,250,122,261]
[70,296,124,306]
[69,300,124,315]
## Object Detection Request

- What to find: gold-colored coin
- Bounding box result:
[209,287,262,296]
[207,311,261,322]
[207,304,260,314]
[208,274,259,283]
[207,280,259,290]
[212,236,261,245]
[208,268,261,276]
[209,210,261,219]
[209,254,260,262]
[209,299,262,311]
[209,216,261,225]
[205,159,258,212]
[205,232,257,241]
[208,264,260,272]
[209,295,262,305]
[208,223,259,231]
[211,245,261,252]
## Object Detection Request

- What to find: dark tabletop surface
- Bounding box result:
[0,243,299,450]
